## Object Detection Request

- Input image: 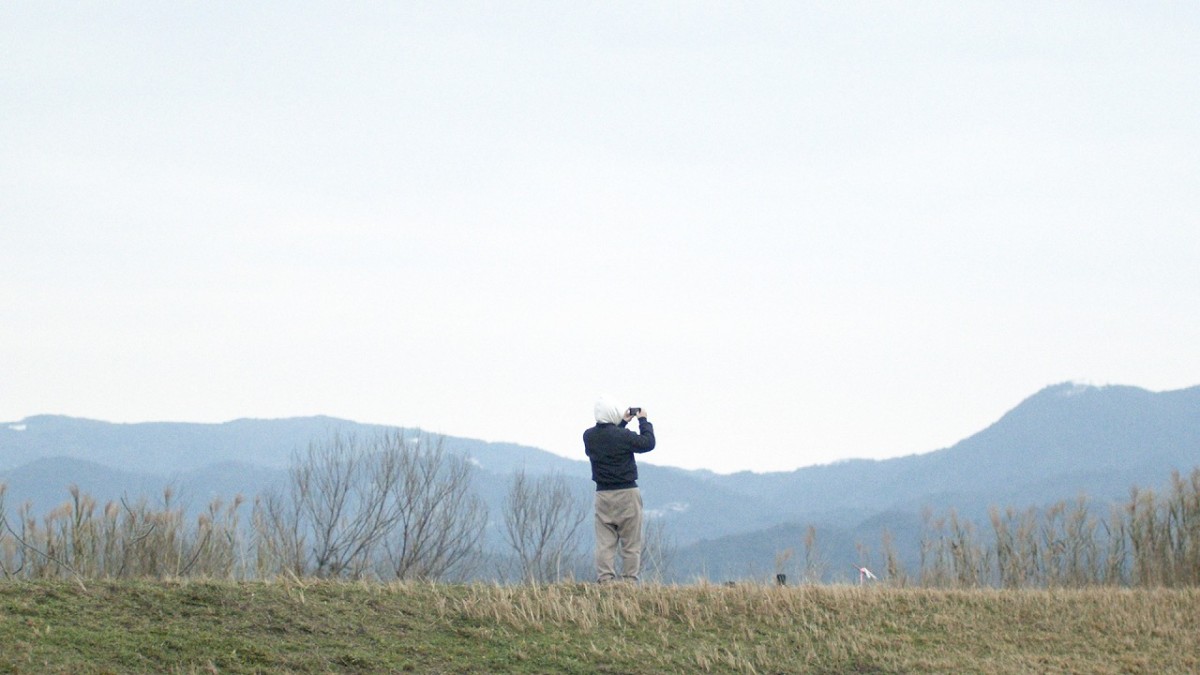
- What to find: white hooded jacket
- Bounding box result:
[593,394,626,425]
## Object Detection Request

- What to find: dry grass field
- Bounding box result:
[2,580,1198,673]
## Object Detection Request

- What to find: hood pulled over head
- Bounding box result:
[593,394,625,425]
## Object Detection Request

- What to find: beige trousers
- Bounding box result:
[594,487,643,583]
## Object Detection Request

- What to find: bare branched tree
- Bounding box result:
[642,517,678,583]
[288,433,406,578]
[383,435,488,581]
[251,430,489,581]
[253,483,308,579]
[502,470,587,583]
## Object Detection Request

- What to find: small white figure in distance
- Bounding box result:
[853,565,878,584]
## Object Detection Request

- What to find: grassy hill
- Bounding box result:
[3,580,1197,673]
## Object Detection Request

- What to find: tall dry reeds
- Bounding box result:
[914,467,1200,589]
[1126,469,1200,587]
[918,507,991,588]
[0,485,247,581]
[880,528,908,587]
[801,524,827,584]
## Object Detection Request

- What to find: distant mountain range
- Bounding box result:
[3,382,1198,582]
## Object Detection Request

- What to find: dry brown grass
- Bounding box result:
[442,582,1200,673]
[2,578,1198,673]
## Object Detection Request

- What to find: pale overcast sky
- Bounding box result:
[3,2,1198,473]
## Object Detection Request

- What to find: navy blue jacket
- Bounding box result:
[583,418,656,491]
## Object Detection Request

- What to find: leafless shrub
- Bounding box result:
[381,435,488,581]
[290,433,407,578]
[252,431,488,581]
[1100,504,1129,586]
[917,466,1200,589]
[1125,468,1200,587]
[502,470,587,583]
[919,507,951,588]
[950,510,990,587]
[881,529,907,587]
[0,483,247,581]
[1043,495,1102,587]
[183,496,247,579]
[641,516,677,583]
[920,508,989,588]
[1127,486,1164,587]
[253,484,308,579]
[801,524,826,584]
[990,505,1040,588]
[1164,468,1200,586]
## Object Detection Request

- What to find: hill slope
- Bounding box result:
[708,383,1200,515]
[3,581,1197,674]
[672,383,1200,579]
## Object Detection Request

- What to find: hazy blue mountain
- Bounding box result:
[3,382,1198,580]
[670,383,1200,580]
[0,457,167,513]
[0,415,402,473]
[0,415,590,476]
[703,383,1200,517]
[0,457,291,516]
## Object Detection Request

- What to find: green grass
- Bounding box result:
[1,580,1198,673]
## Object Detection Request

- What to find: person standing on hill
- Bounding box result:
[583,395,656,583]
